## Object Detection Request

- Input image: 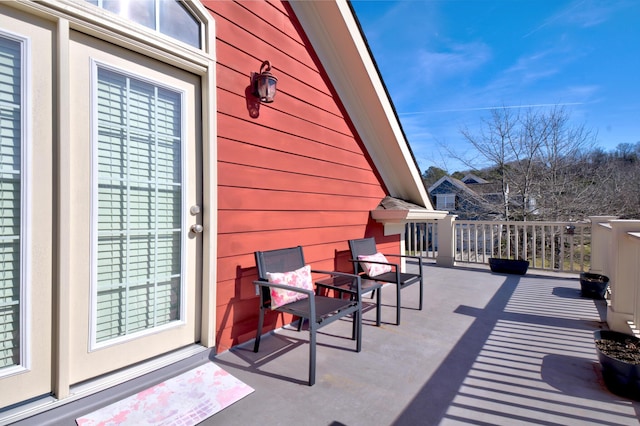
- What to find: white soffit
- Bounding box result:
[288,0,433,209]
[371,208,449,221]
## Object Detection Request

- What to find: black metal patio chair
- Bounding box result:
[253,246,362,386]
[349,237,424,325]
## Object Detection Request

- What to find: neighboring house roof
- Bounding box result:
[466,181,505,195]
[427,175,517,220]
[289,1,446,219]
[428,176,478,197]
[461,173,488,184]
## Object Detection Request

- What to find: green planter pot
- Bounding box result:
[594,330,640,400]
[580,272,609,299]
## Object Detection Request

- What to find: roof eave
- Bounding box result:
[288,0,432,209]
[371,208,449,222]
[370,207,449,236]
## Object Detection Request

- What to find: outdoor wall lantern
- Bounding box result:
[253,60,278,103]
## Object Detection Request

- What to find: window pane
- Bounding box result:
[102,0,156,30]
[95,67,182,344]
[0,36,21,370]
[88,0,201,49]
[159,1,200,48]
[437,194,455,210]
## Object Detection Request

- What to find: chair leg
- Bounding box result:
[254,307,265,353]
[350,294,357,340]
[396,284,401,325]
[375,289,381,326]
[352,310,357,340]
[297,317,304,331]
[419,276,424,310]
[308,325,316,386]
[355,309,362,353]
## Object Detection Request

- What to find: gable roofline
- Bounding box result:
[428,176,478,196]
[288,0,433,209]
[461,173,488,184]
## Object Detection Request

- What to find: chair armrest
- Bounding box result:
[311,269,359,279]
[254,279,318,320]
[381,253,421,261]
[381,253,424,267]
[349,258,400,270]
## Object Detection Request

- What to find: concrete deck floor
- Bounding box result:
[208,262,640,426]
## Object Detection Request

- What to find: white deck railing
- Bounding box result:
[405,216,640,338]
[405,219,591,272]
[405,221,438,259]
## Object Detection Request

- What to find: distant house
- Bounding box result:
[428,174,506,220]
[428,173,539,220]
[0,0,448,418]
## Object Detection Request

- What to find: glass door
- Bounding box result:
[0,8,54,408]
[67,31,202,384]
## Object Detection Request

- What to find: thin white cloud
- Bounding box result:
[504,49,559,74]
[563,85,601,99]
[563,0,633,27]
[400,102,586,116]
[468,44,584,105]
[495,44,584,90]
[524,0,628,37]
[417,41,492,84]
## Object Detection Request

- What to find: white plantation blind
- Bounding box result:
[0,36,22,369]
[95,67,182,343]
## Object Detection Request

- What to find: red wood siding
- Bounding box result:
[201,0,400,352]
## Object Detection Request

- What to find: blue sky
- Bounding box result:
[350,0,640,173]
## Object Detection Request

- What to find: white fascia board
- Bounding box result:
[289,0,432,209]
[371,208,449,221]
[427,175,450,193]
[461,173,488,184]
[371,207,448,236]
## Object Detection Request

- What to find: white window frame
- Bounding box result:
[0,29,32,378]
[88,59,188,351]
[437,193,456,211]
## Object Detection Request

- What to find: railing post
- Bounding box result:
[589,216,617,276]
[436,214,457,267]
[607,220,640,335]
[629,233,640,336]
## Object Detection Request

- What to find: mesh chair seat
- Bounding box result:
[276,296,359,323]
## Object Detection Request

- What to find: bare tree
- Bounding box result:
[595,142,640,218]
[460,107,519,220]
[508,108,546,220]
[534,107,597,220]
[456,106,598,221]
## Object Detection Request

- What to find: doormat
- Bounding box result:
[76,362,254,426]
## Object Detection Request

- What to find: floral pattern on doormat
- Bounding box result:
[76,362,254,426]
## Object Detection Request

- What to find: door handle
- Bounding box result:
[190,224,203,234]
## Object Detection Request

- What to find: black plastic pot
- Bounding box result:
[580,272,609,299]
[594,330,640,400]
[488,258,529,275]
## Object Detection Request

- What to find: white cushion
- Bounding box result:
[266,265,313,309]
[357,252,393,277]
